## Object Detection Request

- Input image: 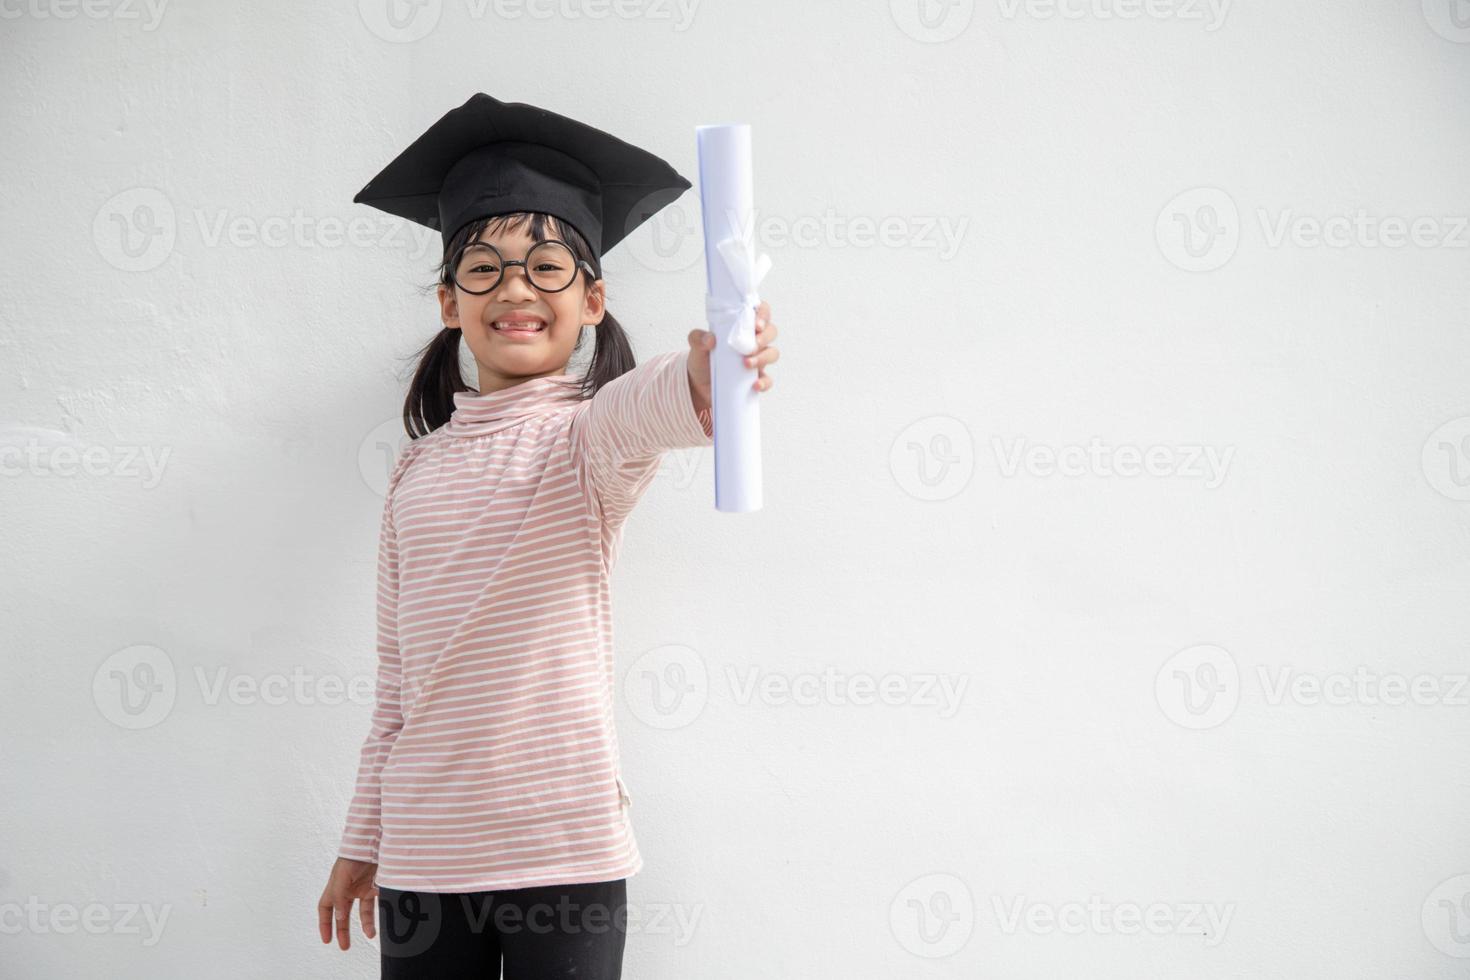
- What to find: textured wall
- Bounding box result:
[4,1,1470,977]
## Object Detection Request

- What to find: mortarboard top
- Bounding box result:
[352,93,691,270]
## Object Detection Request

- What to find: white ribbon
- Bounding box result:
[704,232,772,357]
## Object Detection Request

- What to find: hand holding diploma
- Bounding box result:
[687,301,780,397]
[687,304,778,493]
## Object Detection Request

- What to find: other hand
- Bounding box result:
[317,857,378,951]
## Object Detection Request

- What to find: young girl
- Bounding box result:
[314,95,779,979]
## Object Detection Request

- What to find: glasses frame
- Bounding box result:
[450,239,597,296]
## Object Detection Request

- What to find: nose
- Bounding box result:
[491,262,538,303]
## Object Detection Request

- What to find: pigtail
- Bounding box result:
[403,327,470,439]
[574,313,636,402]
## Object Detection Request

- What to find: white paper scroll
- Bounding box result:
[696,123,771,513]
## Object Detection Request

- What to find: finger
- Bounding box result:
[318,898,334,944]
[336,900,353,951]
[360,890,377,941]
[751,374,772,392]
[755,300,770,321]
[757,319,777,342]
[742,347,780,369]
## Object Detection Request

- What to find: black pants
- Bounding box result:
[378,878,628,979]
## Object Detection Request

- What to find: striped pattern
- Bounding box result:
[340,349,712,891]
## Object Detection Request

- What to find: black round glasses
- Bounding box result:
[451,240,595,295]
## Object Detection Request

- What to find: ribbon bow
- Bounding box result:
[704,231,772,357]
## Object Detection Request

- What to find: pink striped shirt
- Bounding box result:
[339,348,712,891]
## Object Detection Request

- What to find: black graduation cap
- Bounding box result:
[352,93,691,269]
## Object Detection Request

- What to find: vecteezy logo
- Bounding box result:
[360,417,414,499]
[359,0,442,42]
[93,188,177,273]
[93,645,178,729]
[1155,643,1239,730]
[890,415,974,501]
[624,644,708,730]
[1156,187,1239,272]
[889,873,974,958]
[890,0,975,43]
[1423,0,1470,42]
[1423,873,1470,957]
[1421,416,1470,501]
[378,874,445,959]
[623,191,703,276]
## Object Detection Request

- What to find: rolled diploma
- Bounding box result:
[696,122,771,513]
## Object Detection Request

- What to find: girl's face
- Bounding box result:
[438,219,605,392]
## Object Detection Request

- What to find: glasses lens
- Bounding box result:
[453,243,501,294]
[526,241,577,292]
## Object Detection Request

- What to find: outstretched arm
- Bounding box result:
[567,348,713,529]
[568,302,780,528]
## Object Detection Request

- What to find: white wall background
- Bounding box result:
[4,1,1470,977]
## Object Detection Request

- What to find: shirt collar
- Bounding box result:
[444,373,585,437]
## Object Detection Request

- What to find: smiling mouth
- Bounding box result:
[492,320,548,333]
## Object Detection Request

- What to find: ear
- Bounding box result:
[582,277,606,327]
[438,283,462,331]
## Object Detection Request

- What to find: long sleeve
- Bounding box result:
[567,348,714,528]
[338,493,404,864]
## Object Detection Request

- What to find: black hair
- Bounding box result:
[400,211,637,439]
